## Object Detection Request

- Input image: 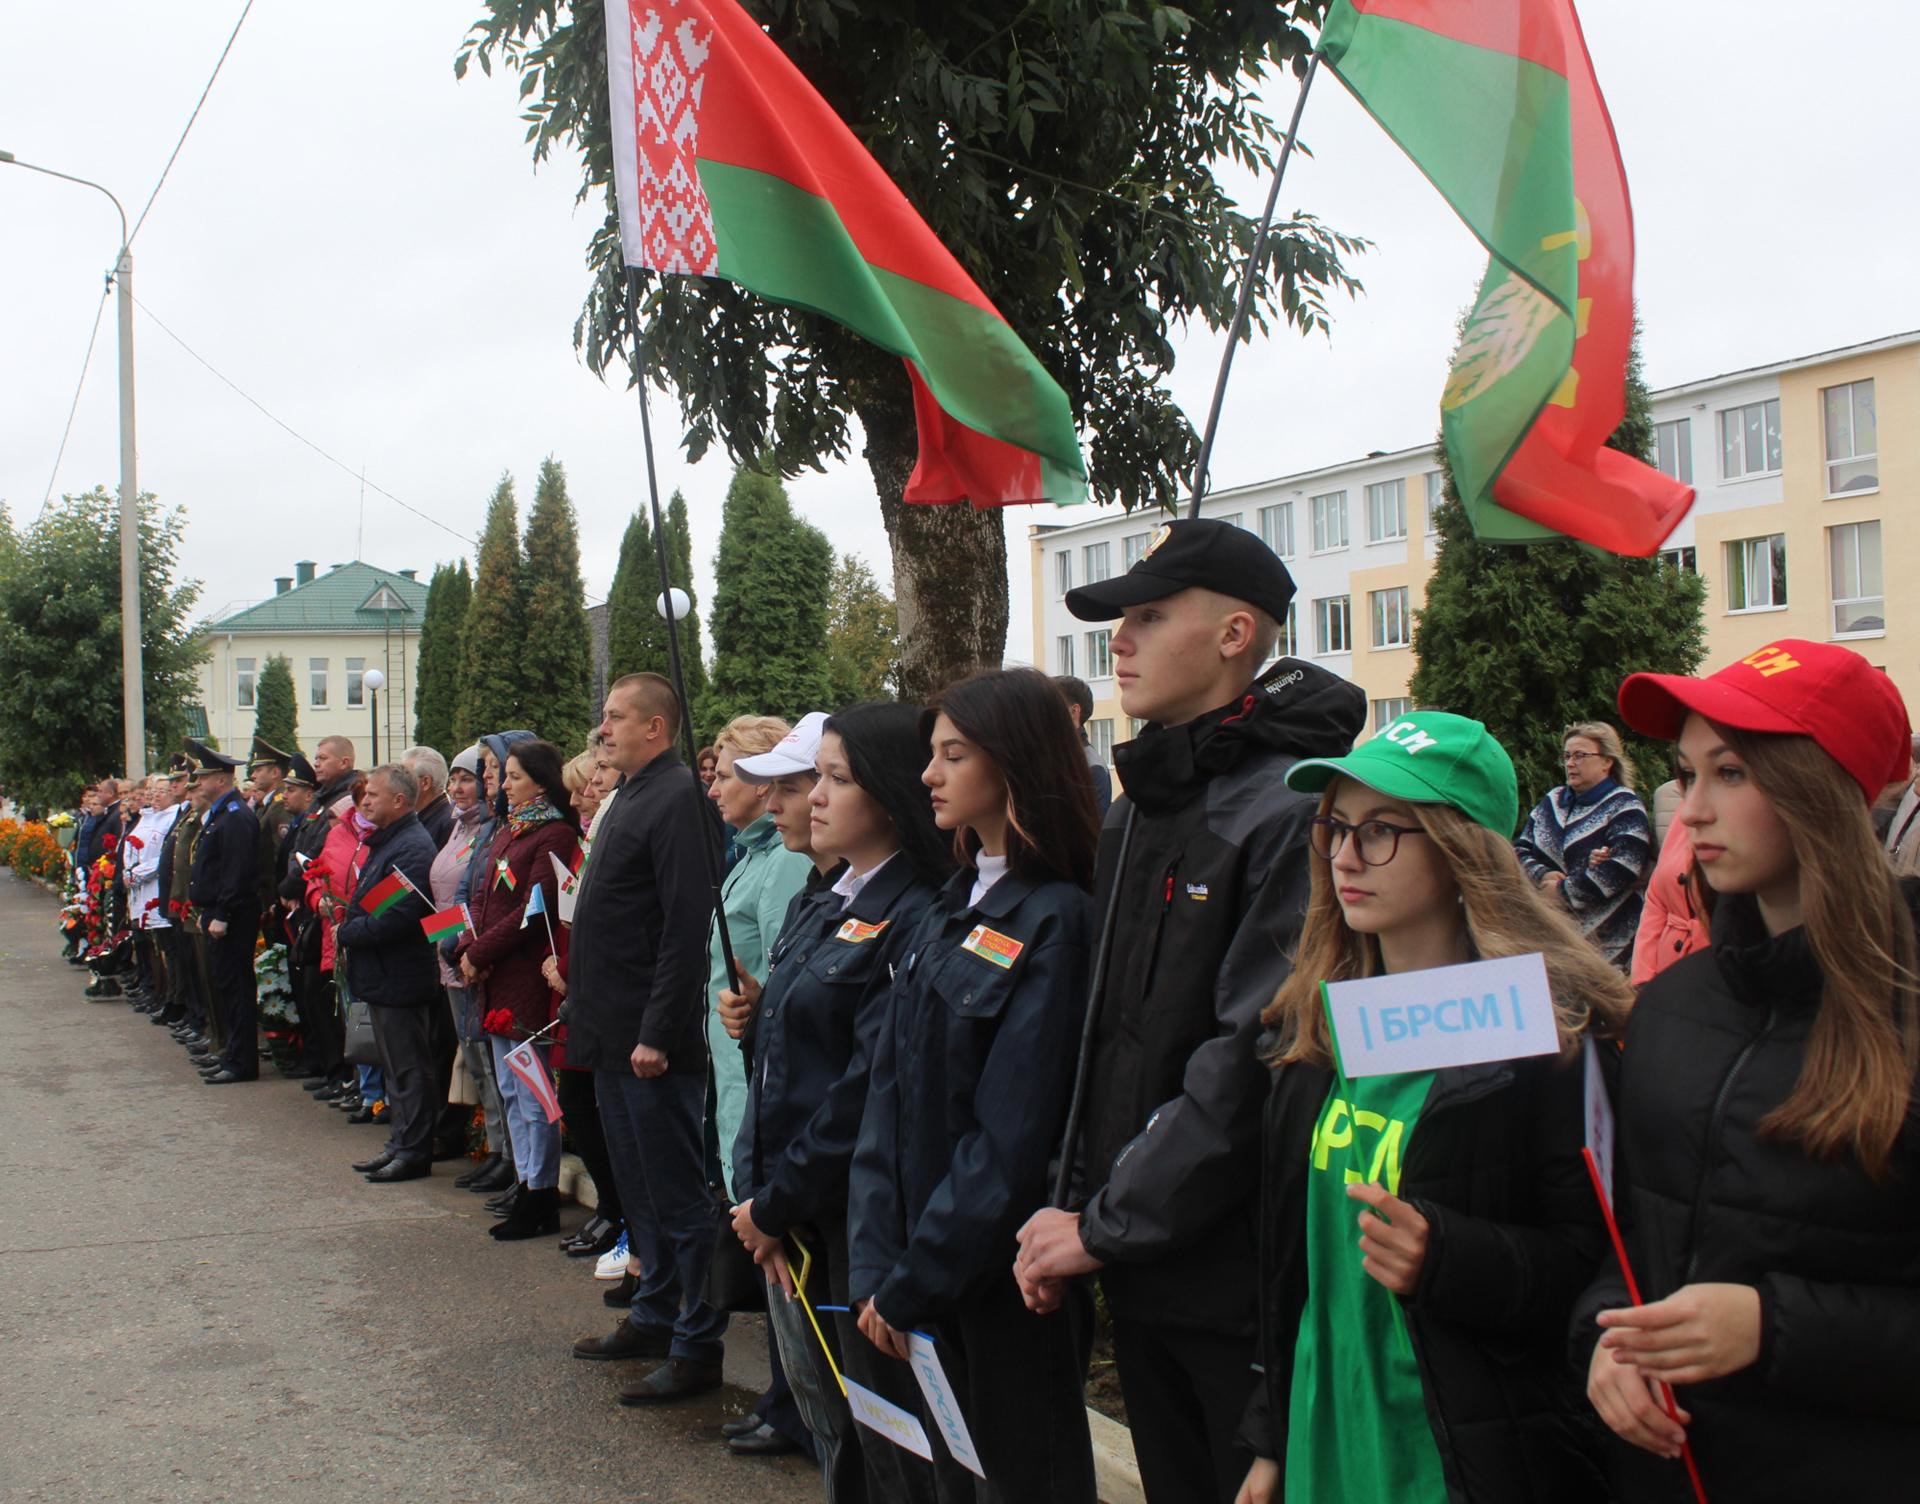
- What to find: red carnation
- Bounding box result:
[102,833,119,852]
[482,1008,516,1037]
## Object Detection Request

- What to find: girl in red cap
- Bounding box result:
[1578,639,1919,1500]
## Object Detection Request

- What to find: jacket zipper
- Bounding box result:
[1684,1004,1775,1283]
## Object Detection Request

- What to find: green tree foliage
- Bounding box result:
[457,1,1364,698]
[1410,327,1706,811]
[0,488,207,802]
[253,654,300,754]
[702,466,833,729]
[666,490,707,710]
[460,473,527,739]
[413,559,472,752]
[604,489,706,717]
[825,554,900,706]
[518,458,596,751]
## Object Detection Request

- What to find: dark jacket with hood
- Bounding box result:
[279,769,358,966]
[1569,885,1920,1501]
[1076,657,1368,1335]
[333,810,438,1007]
[1239,1050,1611,1501]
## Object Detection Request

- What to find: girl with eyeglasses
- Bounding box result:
[1235,711,1633,1504]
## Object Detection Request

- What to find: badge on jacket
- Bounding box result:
[960,924,1023,970]
[835,917,890,944]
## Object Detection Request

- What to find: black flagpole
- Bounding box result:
[624,271,741,994]
[1051,55,1321,1209]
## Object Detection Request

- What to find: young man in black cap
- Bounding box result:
[1014,518,1367,1503]
[186,740,263,1085]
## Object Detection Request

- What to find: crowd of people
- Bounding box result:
[51,514,1920,1504]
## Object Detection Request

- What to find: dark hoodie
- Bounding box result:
[1076,657,1368,1335]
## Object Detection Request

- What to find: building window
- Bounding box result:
[1217,511,1245,530]
[1719,398,1781,480]
[1258,502,1294,558]
[1370,587,1411,649]
[1087,717,1114,766]
[1653,418,1693,485]
[235,657,257,710]
[1726,534,1787,612]
[1658,546,1698,574]
[1310,491,1348,552]
[1373,697,1414,732]
[1822,379,1878,494]
[1122,531,1151,569]
[309,657,330,708]
[1424,470,1445,533]
[1314,595,1352,655]
[1083,541,1112,584]
[1366,479,1407,542]
[1276,601,1298,659]
[1086,629,1113,679]
[1128,716,1147,740]
[1056,634,1075,677]
[1829,520,1884,637]
[346,657,366,707]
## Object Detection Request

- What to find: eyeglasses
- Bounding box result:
[1310,815,1428,867]
[1564,751,1605,765]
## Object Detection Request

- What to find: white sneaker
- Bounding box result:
[594,1231,630,1280]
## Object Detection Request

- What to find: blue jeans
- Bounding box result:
[595,1068,727,1363]
[490,1034,562,1189]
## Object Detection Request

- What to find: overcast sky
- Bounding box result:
[4,1,1915,665]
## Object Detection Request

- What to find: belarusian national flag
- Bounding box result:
[604,0,1085,508]
[358,870,410,918]
[1321,0,1693,555]
[421,904,472,943]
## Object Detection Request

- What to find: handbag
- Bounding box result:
[342,992,380,1067]
[704,1188,768,1314]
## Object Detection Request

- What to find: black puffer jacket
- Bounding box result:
[1570,887,1920,1500]
[1076,658,1368,1333]
[1240,1053,1610,1502]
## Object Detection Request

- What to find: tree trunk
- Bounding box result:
[856,393,1009,703]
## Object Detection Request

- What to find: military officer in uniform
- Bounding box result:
[187,740,263,1085]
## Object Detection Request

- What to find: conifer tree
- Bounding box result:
[604,506,657,680]
[459,474,527,739]
[1410,324,1706,809]
[518,458,595,752]
[253,654,300,753]
[666,490,707,711]
[413,559,472,752]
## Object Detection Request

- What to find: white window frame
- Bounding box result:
[1083,541,1112,585]
[1365,479,1408,543]
[1725,534,1788,613]
[1822,379,1878,496]
[346,656,366,707]
[1217,511,1244,530]
[1054,550,1073,599]
[309,657,330,708]
[1258,502,1294,559]
[1372,697,1413,733]
[1085,629,1113,680]
[1718,398,1782,482]
[1055,634,1075,677]
[1122,531,1151,569]
[1310,491,1349,554]
[1424,470,1444,533]
[235,657,257,710]
[1653,418,1693,485]
[1313,595,1352,656]
[1828,520,1884,639]
[1087,717,1114,766]
[1276,601,1298,659]
[1370,586,1411,649]
[1658,546,1698,574]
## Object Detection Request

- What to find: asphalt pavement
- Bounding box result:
[0,874,820,1504]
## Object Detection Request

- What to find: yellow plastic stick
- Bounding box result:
[788,1233,848,1397]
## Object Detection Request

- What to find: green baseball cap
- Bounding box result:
[1284,710,1520,837]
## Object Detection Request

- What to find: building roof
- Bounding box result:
[204,562,430,634]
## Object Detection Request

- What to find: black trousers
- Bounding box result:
[208,917,260,1076]
[1110,1317,1257,1504]
[370,1002,435,1165]
[556,1068,621,1225]
[304,971,345,1078]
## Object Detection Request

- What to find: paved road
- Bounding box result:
[0,875,819,1504]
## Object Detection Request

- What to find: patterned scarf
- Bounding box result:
[506,795,564,839]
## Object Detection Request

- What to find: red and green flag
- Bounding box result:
[421,903,472,943]
[357,870,411,918]
[604,0,1085,508]
[1322,0,1693,555]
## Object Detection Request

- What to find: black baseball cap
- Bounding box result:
[1064,518,1296,623]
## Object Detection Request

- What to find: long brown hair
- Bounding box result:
[1693,726,1919,1178]
[1264,787,1635,1067]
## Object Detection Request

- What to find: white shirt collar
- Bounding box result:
[832,852,895,910]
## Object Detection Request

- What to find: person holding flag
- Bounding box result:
[1235,712,1633,1504]
[456,739,582,1241]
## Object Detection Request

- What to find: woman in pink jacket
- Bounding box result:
[1629,815,1710,986]
[306,779,380,1119]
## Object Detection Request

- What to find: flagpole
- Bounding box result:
[1186,52,1321,519]
[623,271,742,993]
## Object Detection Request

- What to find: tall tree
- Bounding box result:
[666,490,707,709]
[253,654,300,753]
[603,505,658,682]
[1410,324,1706,808]
[519,457,596,751]
[0,487,206,803]
[458,2,1363,698]
[824,554,900,706]
[413,559,472,752]
[702,466,834,729]
[459,473,527,739]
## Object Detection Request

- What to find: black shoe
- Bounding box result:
[84,979,122,1000]
[150,1009,182,1026]
[720,1413,767,1441]
[490,1187,560,1241]
[190,1054,220,1068]
[603,1271,639,1308]
[330,1093,363,1111]
[454,1154,503,1189]
[561,1213,611,1253]
[303,1077,335,1095]
[726,1422,801,1456]
[282,1066,319,1080]
[619,1358,724,1406]
[351,1153,394,1175]
[573,1320,673,1362]
[488,1183,527,1219]
[203,1069,254,1085]
[468,1160,517,1194]
[364,1158,430,1183]
[345,1105,378,1125]
[565,1216,625,1259]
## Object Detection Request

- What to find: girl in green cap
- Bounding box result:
[1235,710,1633,1504]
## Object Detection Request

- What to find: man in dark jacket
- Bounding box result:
[187,744,263,1084]
[1014,518,1368,1502]
[282,738,357,1085]
[334,763,439,1181]
[567,672,726,1405]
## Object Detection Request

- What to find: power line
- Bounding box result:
[128,0,255,247]
[35,282,113,524]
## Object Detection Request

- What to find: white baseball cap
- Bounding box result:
[734,712,830,782]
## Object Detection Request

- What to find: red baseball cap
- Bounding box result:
[1618,639,1912,800]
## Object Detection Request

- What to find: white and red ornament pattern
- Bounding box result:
[629,3,717,275]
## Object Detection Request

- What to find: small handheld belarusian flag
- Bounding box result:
[550,850,580,923]
[421,903,472,943]
[495,858,518,892]
[503,1040,563,1125]
[357,870,411,917]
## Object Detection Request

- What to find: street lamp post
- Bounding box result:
[364,668,386,767]
[1,150,145,778]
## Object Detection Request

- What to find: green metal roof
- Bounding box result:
[185,705,210,737]
[206,562,429,633]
